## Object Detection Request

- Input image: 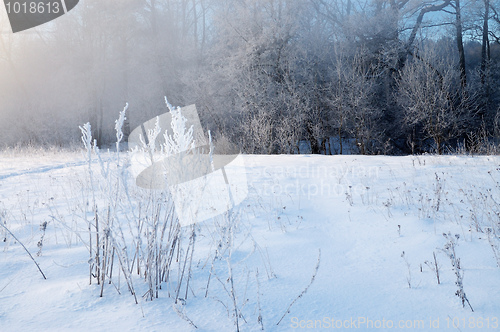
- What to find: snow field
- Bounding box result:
[0,151,499,331]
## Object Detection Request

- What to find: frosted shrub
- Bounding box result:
[79,99,271,331]
[164,97,195,155]
[442,233,473,312]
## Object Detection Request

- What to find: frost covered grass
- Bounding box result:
[1,147,500,330]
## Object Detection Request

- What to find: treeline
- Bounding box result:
[1,0,500,154]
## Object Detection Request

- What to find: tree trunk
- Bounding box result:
[455,0,467,89]
[398,1,452,71]
[307,125,320,154]
[192,0,198,50]
[481,0,490,89]
[338,127,343,155]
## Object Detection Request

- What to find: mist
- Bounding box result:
[0,0,498,155]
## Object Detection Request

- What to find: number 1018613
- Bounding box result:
[5,2,61,14]
[445,316,498,329]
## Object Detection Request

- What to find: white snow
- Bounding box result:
[1,151,500,331]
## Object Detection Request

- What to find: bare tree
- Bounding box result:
[397,50,468,154]
[329,50,383,154]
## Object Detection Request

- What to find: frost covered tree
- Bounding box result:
[328,50,383,154]
[0,0,499,154]
[397,51,469,154]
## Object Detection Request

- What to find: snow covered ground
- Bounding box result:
[1,150,500,331]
